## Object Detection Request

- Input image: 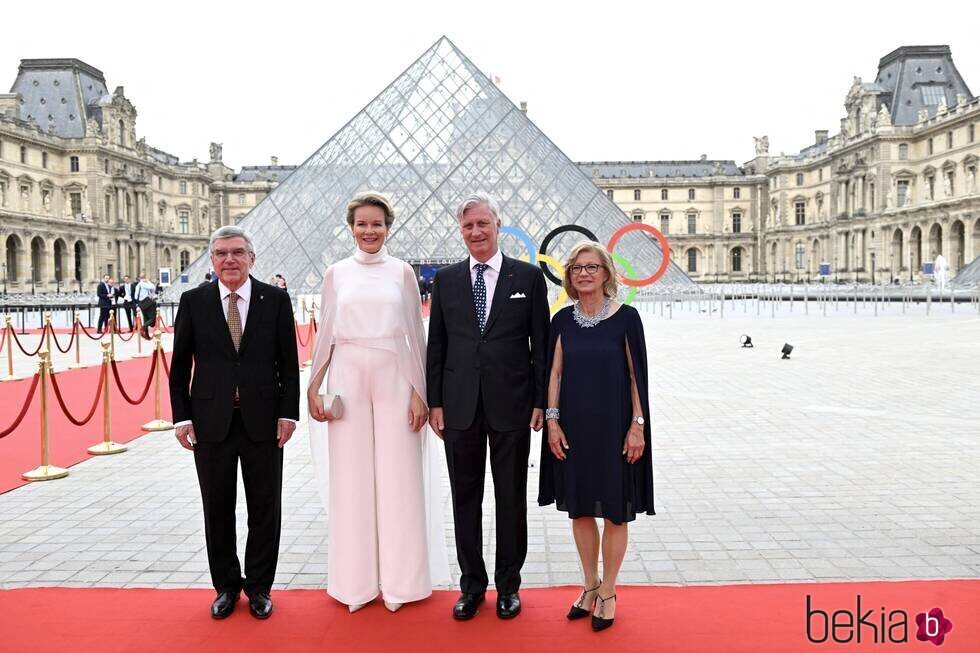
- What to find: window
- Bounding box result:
[70,192,82,216]
[970,123,976,143]
[41,152,48,169]
[733,187,740,199]
[179,180,187,194]
[732,212,742,233]
[926,174,935,200]
[920,85,945,106]
[238,193,246,206]
[606,189,613,200]
[158,177,163,190]
[20,146,26,164]
[688,188,695,201]
[897,179,910,206]
[179,210,189,234]
[819,168,824,182]
[104,159,110,174]
[796,172,804,186]
[947,131,953,149]
[687,249,697,273]
[795,201,806,225]
[633,189,641,201]
[946,170,955,196]
[898,143,909,160]
[928,138,934,155]
[661,188,668,200]
[660,214,670,235]
[731,247,742,272]
[179,251,190,272]
[687,213,697,234]
[118,119,125,147]
[869,183,875,209]
[70,156,79,172]
[632,212,643,222]
[795,243,805,270]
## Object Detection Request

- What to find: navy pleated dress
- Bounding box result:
[537,304,656,524]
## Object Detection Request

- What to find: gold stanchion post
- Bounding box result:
[44,313,53,357]
[69,312,83,369]
[132,311,149,358]
[22,351,69,481]
[87,342,127,455]
[142,332,173,431]
[108,310,116,359]
[2,316,22,382]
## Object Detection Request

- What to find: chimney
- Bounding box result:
[271,156,278,166]
[815,130,828,145]
[519,101,527,114]
[699,154,707,161]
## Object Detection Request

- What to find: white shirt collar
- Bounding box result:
[469,249,503,273]
[218,277,252,302]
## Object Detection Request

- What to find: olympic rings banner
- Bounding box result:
[500,223,672,311]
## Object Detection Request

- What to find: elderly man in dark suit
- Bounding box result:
[426,193,550,621]
[170,225,299,620]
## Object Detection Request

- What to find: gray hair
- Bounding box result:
[209,225,255,254]
[455,193,500,222]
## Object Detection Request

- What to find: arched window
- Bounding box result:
[30,237,43,282]
[606,189,614,200]
[733,187,741,199]
[5,235,19,281]
[687,249,698,272]
[661,188,668,200]
[687,188,695,201]
[633,189,641,201]
[118,119,125,147]
[796,172,804,186]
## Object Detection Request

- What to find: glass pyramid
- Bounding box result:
[166,36,692,298]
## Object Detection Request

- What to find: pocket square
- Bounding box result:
[509,292,527,299]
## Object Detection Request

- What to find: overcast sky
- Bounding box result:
[4,0,978,169]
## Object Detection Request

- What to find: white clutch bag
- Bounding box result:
[319,394,344,420]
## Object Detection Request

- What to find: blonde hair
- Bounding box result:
[346,191,395,227]
[562,241,619,301]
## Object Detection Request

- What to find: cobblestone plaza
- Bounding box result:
[1,305,977,591]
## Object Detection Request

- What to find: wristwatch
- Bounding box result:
[633,415,645,426]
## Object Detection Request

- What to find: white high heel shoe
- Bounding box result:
[384,601,403,613]
[348,602,367,613]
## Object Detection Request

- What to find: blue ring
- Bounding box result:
[500,225,537,265]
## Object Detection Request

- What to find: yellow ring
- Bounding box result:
[521,253,568,314]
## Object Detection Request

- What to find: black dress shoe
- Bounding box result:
[452,592,485,620]
[496,592,521,619]
[210,591,239,619]
[248,592,273,619]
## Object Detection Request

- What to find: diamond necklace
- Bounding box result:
[572,297,610,328]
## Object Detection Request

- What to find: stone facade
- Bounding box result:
[586,45,980,283]
[0,59,294,293]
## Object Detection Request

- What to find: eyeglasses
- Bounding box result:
[568,264,602,276]
[212,248,250,259]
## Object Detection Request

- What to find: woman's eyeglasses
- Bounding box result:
[568,264,602,276]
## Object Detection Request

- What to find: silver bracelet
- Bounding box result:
[545,407,560,420]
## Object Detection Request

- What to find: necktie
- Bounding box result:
[474,263,489,333]
[227,292,242,351]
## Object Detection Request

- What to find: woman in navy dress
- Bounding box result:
[538,241,655,631]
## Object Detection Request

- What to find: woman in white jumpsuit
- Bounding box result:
[307,192,449,613]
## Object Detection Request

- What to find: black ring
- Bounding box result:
[538,225,599,285]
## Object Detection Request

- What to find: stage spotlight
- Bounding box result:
[781,343,793,360]
[740,335,753,348]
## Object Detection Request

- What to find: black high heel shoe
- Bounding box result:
[567,581,601,620]
[591,593,617,631]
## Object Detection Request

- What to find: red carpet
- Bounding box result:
[0,353,172,494]
[0,582,976,651]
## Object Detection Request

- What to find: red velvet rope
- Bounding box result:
[295,320,312,347]
[159,349,170,378]
[109,354,157,405]
[114,327,137,342]
[0,373,40,438]
[9,325,47,357]
[79,322,106,341]
[0,324,6,352]
[49,364,105,426]
[49,324,77,354]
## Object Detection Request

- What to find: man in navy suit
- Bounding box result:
[96,274,114,334]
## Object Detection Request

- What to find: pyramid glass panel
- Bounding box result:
[166,37,692,298]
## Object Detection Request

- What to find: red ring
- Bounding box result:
[606,223,671,287]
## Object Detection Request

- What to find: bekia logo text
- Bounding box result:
[806,595,953,645]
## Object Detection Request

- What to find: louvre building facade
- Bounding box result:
[2,44,978,294]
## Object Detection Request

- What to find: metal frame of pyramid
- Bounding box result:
[166,36,692,298]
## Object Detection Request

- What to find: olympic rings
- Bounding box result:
[537,225,599,284]
[606,223,671,287]
[500,225,537,265]
[519,253,569,313]
[609,252,638,305]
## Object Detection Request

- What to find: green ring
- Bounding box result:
[610,252,638,305]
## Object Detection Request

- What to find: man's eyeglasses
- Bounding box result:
[212,248,250,259]
[568,263,602,276]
